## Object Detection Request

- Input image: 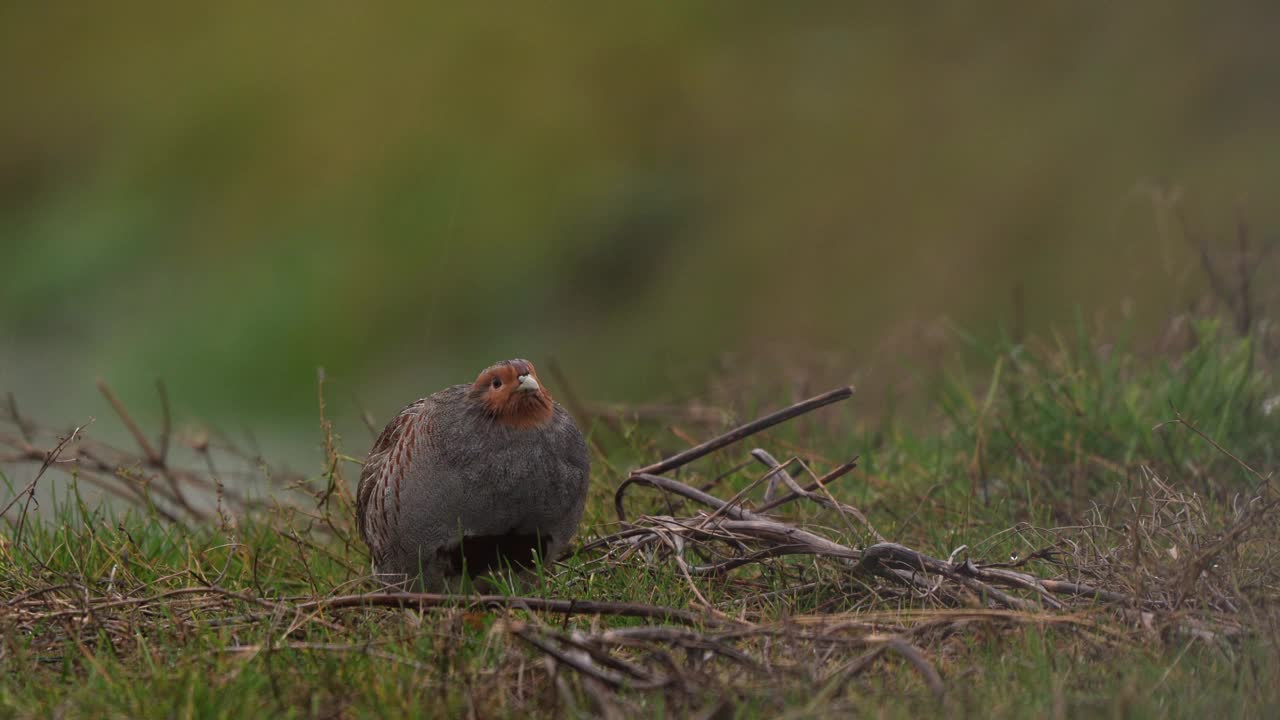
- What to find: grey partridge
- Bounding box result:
[357,359,590,590]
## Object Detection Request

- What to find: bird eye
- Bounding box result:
[491,377,502,389]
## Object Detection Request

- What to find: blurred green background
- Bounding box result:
[2,3,1278,448]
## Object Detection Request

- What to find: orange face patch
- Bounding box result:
[470,359,554,428]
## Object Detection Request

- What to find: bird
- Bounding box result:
[356,359,590,590]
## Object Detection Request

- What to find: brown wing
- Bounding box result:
[356,397,428,550]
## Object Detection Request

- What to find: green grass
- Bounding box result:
[7,4,1280,421]
[2,314,1278,718]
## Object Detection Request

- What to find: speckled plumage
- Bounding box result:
[356,360,590,590]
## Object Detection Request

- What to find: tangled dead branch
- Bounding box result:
[605,388,1131,615]
[1,384,303,530]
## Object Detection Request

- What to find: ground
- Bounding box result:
[1,314,1277,718]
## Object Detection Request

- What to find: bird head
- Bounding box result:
[469,358,555,428]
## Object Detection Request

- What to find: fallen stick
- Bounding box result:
[616,473,762,524]
[295,592,738,628]
[630,386,854,478]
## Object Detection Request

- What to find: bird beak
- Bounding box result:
[516,374,541,394]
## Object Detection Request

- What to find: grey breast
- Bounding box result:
[391,385,590,578]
